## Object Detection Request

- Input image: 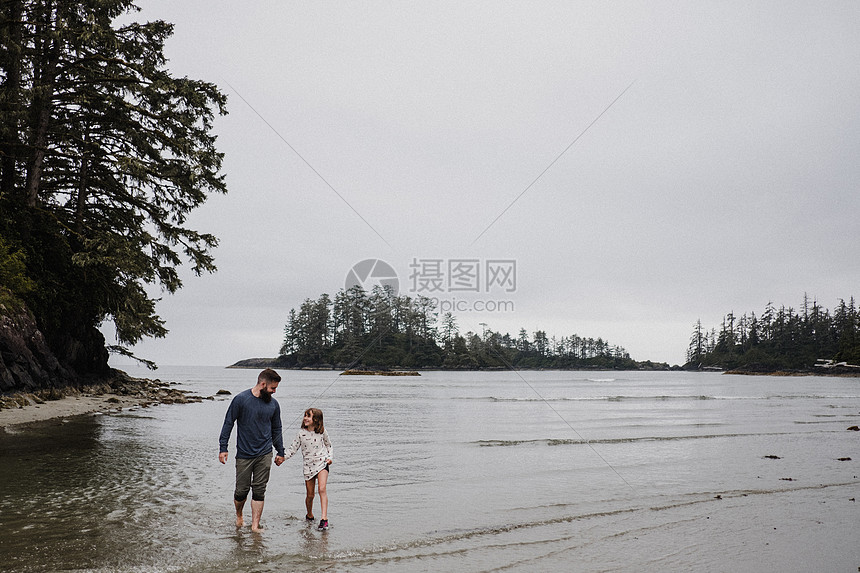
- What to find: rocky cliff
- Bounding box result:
[0,295,108,392]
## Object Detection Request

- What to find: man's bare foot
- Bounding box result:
[251,524,263,533]
[236,515,244,528]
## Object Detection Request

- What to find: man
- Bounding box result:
[219,368,286,532]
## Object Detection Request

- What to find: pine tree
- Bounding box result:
[440,312,457,351]
[687,319,705,364]
[1,0,227,370]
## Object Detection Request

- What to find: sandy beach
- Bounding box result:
[0,373,205,431]
[0,393,154,429]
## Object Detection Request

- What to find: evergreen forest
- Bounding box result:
[0,0,226,378]
[685,295,860,371]
[277,286,639,370]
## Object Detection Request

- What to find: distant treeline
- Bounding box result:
[279,286,638,370]
[686,295,859,370]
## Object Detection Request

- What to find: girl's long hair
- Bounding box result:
[302,408,325,434]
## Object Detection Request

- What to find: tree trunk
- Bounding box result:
[0,0,24,197]
[75,130,90,232]
[25,0,60,207]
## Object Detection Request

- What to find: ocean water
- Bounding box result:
[1,368,858,572]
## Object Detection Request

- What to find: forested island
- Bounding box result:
[0,1,226,393]
[233,286,671,371]
[685,295,860,374]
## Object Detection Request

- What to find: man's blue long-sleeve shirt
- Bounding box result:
[219,389,285,458]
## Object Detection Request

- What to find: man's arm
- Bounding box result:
[272,402,285,466]
[218,397,239,463]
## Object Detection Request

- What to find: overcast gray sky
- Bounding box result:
[105,1,860,368]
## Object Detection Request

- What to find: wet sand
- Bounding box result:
[0,392,153,429]
[0,374,204,430]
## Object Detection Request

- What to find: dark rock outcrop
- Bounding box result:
[0,297,108,392]
[1,303,71,392]
[228,356,299,369]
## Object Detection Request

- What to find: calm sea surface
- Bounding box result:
[1,368,858,572]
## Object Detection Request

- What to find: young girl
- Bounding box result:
[284,407,333,530]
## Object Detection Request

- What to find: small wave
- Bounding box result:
[458,394,860,404]
[767,394,860,400]
[476,438,547,447]
[459,395,728,403]
[475,431,801,447]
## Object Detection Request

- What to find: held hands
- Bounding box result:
[220,452,286,466]
[326,458,333,465]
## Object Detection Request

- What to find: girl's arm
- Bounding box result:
[322,429,333,462]
[283,431,302,460]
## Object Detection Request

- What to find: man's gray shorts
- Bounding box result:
[234,452,273,502]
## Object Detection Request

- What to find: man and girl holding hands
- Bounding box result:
[218,368,333,532]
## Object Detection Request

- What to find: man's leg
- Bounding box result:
[249,453,273,532]
[234,458,254,528]
[250,499,264,532]
[234,498,246,528]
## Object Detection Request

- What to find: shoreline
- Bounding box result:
[0,372,205,431]
[0,393,156,429]
[724,368,860,377]
[228,363,860,377]
[227,363,680,372]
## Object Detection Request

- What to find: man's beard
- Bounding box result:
[259,389,272,403]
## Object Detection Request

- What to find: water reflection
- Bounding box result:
[229,527,270,562]
[299,521,330,557]
[1,417,104,571]
[0,408,230,572]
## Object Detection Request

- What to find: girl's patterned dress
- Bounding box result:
[285,428,333,480]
